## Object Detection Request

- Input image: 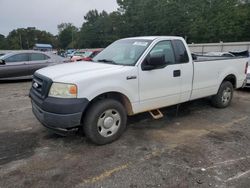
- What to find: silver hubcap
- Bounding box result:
[97,109,121,137]
[222,87,232,104]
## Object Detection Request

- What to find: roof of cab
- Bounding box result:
[123,36,184,41]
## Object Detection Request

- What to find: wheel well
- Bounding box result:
[222,74,236,88]
[83,92,133,120]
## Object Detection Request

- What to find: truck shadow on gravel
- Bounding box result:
[238,88,250,92]
[128,98,211,129]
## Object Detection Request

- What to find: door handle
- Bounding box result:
[126,76,137,80]
[173,70,181,77]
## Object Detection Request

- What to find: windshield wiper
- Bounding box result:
[97,59,118,65]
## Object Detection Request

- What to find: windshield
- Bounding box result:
[0,53,12,60]
[93,39,152,66]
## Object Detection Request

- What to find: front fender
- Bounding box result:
[77,67,139,103]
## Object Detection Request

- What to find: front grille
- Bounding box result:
[31,73,52,99]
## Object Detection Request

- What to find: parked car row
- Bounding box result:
[70,49,102,62]
[1,47,249,87]
[0,51,69,80]
[0,48,103,80]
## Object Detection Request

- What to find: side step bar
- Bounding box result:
[149,109,163,120]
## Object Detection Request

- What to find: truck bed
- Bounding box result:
[190,56,248,100]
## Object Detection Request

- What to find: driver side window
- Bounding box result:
[150,41,175,65]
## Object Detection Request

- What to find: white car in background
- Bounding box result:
[204,52,235,57]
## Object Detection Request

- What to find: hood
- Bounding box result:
[36,61,124,81]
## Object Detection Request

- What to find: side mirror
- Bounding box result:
[142,52,166,71]
[192,53,197,60]
[0,59,5,65]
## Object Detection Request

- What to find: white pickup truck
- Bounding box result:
[30,36,249,145]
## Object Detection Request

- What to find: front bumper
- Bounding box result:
[30,91,89,130]
[32,101,83,129]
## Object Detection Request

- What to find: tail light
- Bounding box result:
[245,62,248,74]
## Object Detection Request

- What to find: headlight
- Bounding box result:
[49,83,77,98]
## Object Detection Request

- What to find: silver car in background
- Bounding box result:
[0,51,69,80]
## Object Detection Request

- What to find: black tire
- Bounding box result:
[83,99,127,145]
[211,81,234,108]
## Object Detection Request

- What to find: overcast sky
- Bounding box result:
[0,0,118,36]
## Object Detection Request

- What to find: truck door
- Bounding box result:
[138,40,182,112]
[172,39,193,103]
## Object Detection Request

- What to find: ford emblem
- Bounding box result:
[33,82,39,88]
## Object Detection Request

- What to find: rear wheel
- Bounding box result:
[83,99,127,145]
[211,81,234,108]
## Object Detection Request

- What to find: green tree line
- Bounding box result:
[0,28,58,50]
[1,0,250,50]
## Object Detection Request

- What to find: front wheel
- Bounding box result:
[83,99,127,145]
[211,81,234,108]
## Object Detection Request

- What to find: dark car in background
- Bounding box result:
[0,51,68,80]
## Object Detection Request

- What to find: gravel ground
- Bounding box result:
[0,80,249,188]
